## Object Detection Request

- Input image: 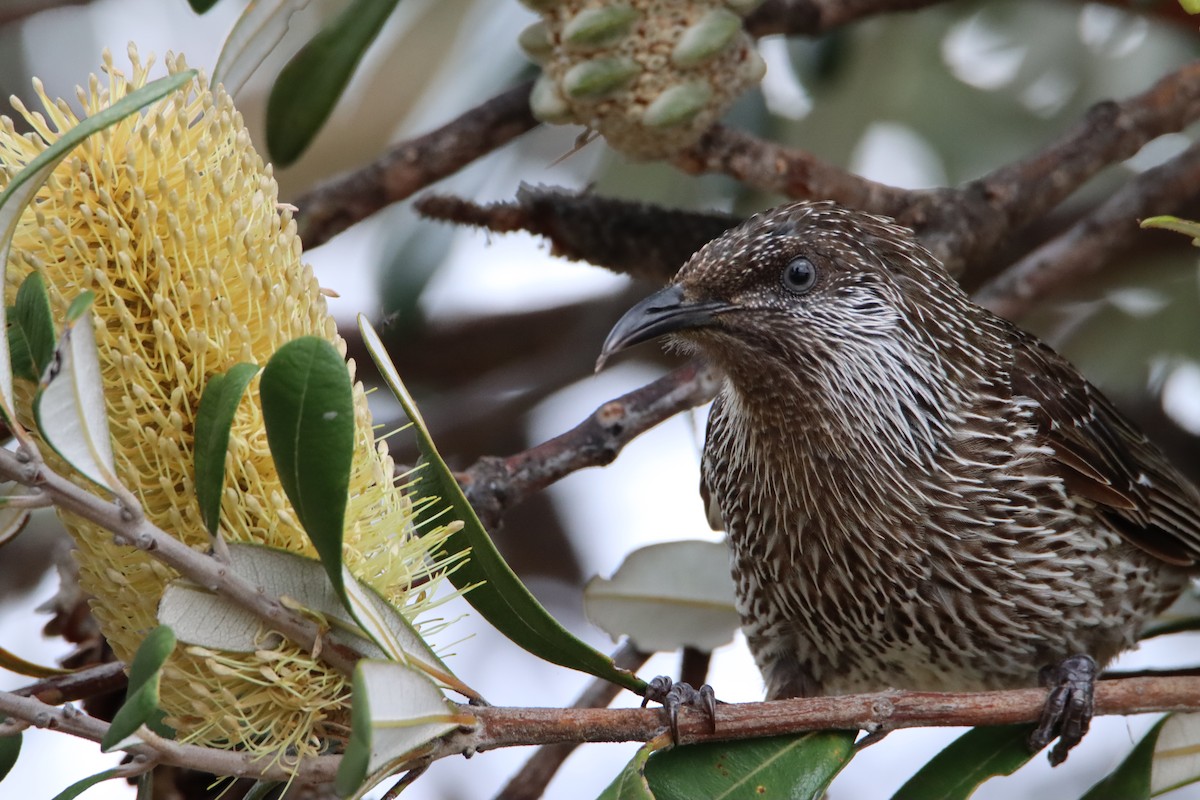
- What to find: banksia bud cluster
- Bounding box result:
[519,0,766,159]
[0,48,458,763]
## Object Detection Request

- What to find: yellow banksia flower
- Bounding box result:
[0,47,459,762]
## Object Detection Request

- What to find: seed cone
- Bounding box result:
[0,48,459,762]
[521,0,766,159]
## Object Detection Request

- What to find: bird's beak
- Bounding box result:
[596,284,724,371]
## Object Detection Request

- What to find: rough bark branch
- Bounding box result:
[0,445,359,677]
[294,81,537,248]
[974,140,1200,319]
[449,675,1200,756]
[461,360,721,528]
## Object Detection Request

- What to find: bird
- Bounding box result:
[597,200,1200,764]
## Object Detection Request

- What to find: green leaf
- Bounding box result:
[1179,1,1200,15]
[0,728,21,782]
[0,482,30,547]
[643,731,856,800]
[358,315,645,693]
[194,363,260,536]
[892,725,1035,800]
[335,660,475,799]
[1079,716,1164,799]
[0,642,70,677]
[597,739,659,800]
[0,69,196,424]
[34,299,119,491]
[1141,215,1200,245]
[265,0,403,165]
[260,336,355,600]
[242,781,283,800]
[9,271,55,381]
[188,0,221,11]
[101,625,175,752]
[50,768,126,800]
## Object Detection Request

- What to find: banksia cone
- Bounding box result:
[0,48,459,763]
[519,0,767,159]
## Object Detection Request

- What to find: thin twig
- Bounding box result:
[495,642,651,800]
[0,446,360,676]
[295,81,537,248]
[461,360,722,529]
[974,140,1200,319]
[0,689,341,784]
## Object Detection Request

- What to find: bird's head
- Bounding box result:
[598,201,976,396]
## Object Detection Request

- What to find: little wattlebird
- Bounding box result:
[597,201,1200,765]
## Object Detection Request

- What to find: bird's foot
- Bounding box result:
[1029,654,1097,766]
[641,675,717,743]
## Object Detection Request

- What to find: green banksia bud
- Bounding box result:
[563,56,641,98]
[563,5,639,48]
[530,73,573,122]
[672,8,742,67]
[643,81,713,128]
[518,21,554,63]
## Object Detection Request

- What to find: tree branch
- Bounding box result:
[461,360,721,528]
[294,81,537,248]
[449,675,1200,756]
[0,446,360,677]
[0,689,341,783]
[973,140,1200,319]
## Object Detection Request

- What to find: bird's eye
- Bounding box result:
[782,257,817,294]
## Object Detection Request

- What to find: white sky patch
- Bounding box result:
[757,36,811,120]
[849,122,947,190]
[942,12,1027,91]
[1162,362,1200,436]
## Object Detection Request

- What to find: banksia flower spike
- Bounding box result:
[520,0,767,159]
[0,47,460,763]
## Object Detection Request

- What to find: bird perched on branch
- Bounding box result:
[598,201,1200,764]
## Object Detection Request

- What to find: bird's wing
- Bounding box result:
[1010,329,1200,567]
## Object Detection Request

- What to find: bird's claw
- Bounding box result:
[1029,654,1097,765]
[641,675,717,743]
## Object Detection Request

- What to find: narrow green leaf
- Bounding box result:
[0,643,71,677]
[1079,717,1165,800]
[135,771,153,800]
[892,725,1035,800]
[10,271,55,381]
[643,731,855,800]
[242,781,283,800]
[265,0,402,165]
[65,291,95,323]
[260,336,355,600]
[50,767,125,800]
[194,363,260,536]
[188,0,221,11]
[34,300,119,491]
[101,626,175,752]
[358,315,645,693]
[213,0,323,99]
[336,666,373,798]
[0,70,196,423]
[0,729,21,782]
[1141,215,1200,244]
[597,740,660,800]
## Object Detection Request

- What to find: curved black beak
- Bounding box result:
[596,284,724,371]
